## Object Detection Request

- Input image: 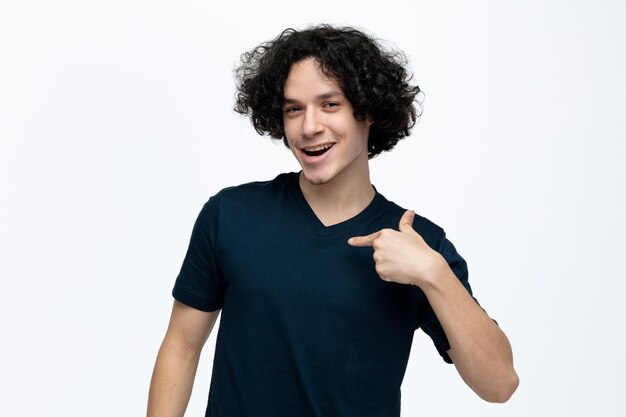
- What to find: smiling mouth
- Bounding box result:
[302,144,334,157]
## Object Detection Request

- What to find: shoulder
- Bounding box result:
[195,172,297,243]
[381,196,446,250]
[196,172,296,226]
[206,172,295,206]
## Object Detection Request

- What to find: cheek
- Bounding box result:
[283,121,298,142]
[358,125,370,149]
[283,132,299,156]
[349,125,368,151]
[285,137,297,154]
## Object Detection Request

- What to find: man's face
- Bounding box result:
[282,58,371,187]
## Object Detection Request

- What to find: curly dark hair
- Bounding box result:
[234,24,422,159]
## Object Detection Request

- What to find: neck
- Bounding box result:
[298,168,376,227]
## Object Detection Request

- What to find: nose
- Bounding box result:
[301,108,323,138]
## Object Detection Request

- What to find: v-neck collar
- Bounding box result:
[285,171,389,237]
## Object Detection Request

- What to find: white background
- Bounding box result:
[1,1,625,416]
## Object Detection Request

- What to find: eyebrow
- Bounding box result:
[283,91,344,104]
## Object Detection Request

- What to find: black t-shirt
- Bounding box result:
[173,172,477,417]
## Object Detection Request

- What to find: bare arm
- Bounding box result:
[424,259,519,402]
[349,209,519,402]
[147,300,220,417]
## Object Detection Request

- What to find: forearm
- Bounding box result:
[147,339,201,417]
[421,255,519,402]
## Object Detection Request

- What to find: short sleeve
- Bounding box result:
[417,231,479,364]
[172,195,225,312]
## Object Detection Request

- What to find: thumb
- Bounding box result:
[399,209,418,235]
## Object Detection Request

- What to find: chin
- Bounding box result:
[309,178,332,186]
[301,170,333,186]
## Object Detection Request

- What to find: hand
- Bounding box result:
[347,209,443,287]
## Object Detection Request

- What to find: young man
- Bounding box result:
[147,25,518,417]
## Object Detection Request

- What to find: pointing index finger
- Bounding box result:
[348,231,380,247]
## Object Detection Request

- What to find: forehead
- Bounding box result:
[283,58,343,98]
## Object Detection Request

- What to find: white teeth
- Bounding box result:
[303,144,333,152]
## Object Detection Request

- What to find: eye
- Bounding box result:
[284,106,301,114]
[323,102,340,110]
